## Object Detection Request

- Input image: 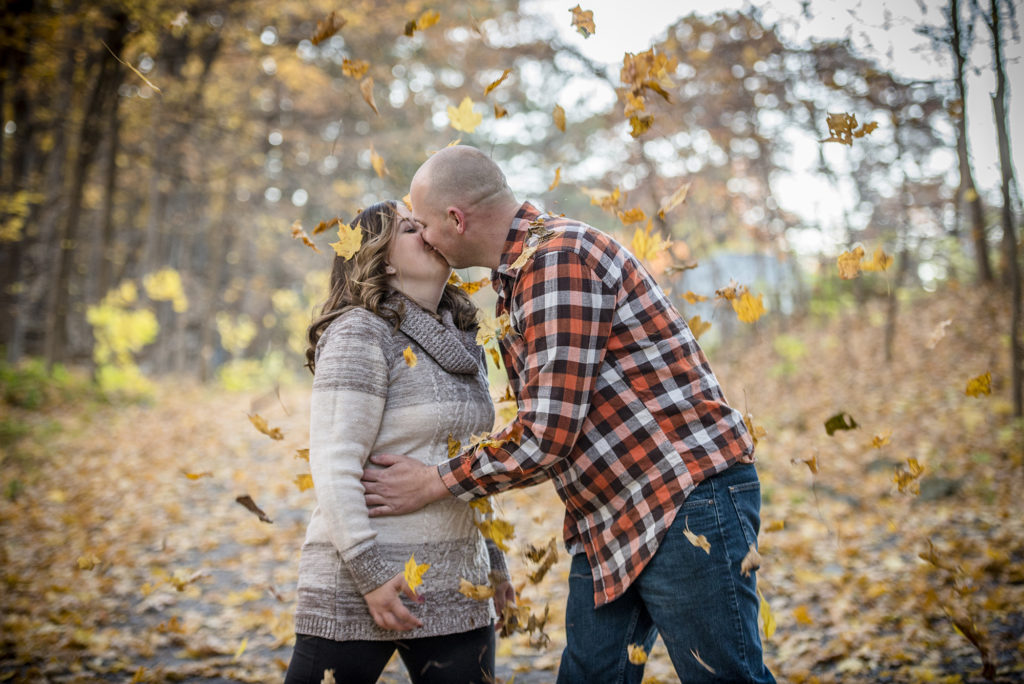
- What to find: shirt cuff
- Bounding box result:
[437,456,486,501]
[344,543,394,595]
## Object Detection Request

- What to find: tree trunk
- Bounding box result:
[987,0,1022,416]
[43,12,128,367]
[95,88,121,301]
[950,0,993,283]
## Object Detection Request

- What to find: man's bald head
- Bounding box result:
[412,145,512,212]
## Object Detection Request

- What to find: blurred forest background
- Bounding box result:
[1,0,1023,682]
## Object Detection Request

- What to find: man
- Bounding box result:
[361,146,775,684]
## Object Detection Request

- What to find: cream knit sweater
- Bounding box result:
[295,295,505,641]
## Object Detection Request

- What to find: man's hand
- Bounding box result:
[362,453,451,517]
[492,579,516,632]
[363,572,423,631]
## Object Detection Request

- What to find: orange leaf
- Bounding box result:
[568,4,595,37]
[548,166,561,191]
[311,11,346,45]
[484,68,512,95]
[341,58,368,80]
[552,104,566,132]
[360,77,379,115]
[290,220,321,253]
[248,412,283,440]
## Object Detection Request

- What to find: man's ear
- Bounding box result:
[447,207,466,235]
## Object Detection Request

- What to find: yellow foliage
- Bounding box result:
[569,5,595,37]
[216,313,257,356]
[403,346,418,367]
[458,578,494,600]
[732,291,766,323]
[627,644,648,664]
[143,267,188,313]
[553,104,566,132]
[448,96,483,133]
[404,554,431,592]
[330,222,363,260]
[965,372,991,397]
[476,518,515,552]
[631,222,670,262]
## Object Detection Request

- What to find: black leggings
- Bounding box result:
[283,626,495,684]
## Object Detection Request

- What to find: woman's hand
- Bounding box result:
[492,579,516,632]
[363,572,424,632]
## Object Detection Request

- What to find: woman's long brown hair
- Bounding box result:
[305,200,477,373]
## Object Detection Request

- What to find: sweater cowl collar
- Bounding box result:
[388,293,480,375]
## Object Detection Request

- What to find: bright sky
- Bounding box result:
[525,0,1023,247]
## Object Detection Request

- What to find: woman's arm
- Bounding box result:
[309,311,421,630]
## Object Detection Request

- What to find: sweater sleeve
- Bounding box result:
[309,310,393,595]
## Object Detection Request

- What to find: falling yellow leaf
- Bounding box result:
[618,207,647,225]
[691,649,716,674]
[233,636,248,662]
[248,413,283,440]
[794,454,818,474]
[821,112,877,145]
[553,104,566,132]
[404,554,431,592]
[861,246,894,272]
[682,291,708,304]
[510,243,539,271]
[683,517,710,554]
[447,433,461,459]
[487,346,502,368]
[476,519,515,552]
[631,222,671,262]
[744,412,767,447]
[658,181,691,219]
[403,346,417,367]
[295,448,309,461]
[732,291,766,323]
[965,372,991,397]
[360,77,379,115]
[629,114,653,137]
[548,166,561,191]
[793,604,814,625]
[484,68,513,95]
[714,282,740,301]
[469,497,493,515]
[458,578,495,600]
[320,669,336,684]
[870,431,892,449]
[330,222,363,260]
[294,473,314,492]
[758,587,776,638]
[740,544,761,577]
[183,470,212,480]
[837,246,865,279]
[447,96,483,133]
[687,315,711,340]
[627,644,648,664]
[568,4,596,37]
[311,10,346,45]
[370,145,389,178]
[494,103,508,118]
[405,9,440,36]
[76,553,101,571]
[894,458,925,495]
[341,58,369,80]
[581,186,621,213]
[765,520,785,532]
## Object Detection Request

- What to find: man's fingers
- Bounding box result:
[364,493,388,507]
[366,504,389,518]
[369,452,402,467]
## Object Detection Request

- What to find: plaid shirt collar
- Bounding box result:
[491,202,544,287]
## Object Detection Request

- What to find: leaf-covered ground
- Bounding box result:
[2,286,1022,683]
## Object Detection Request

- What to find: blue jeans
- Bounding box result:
[557,463,775,684]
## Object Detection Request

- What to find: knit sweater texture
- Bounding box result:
[295,295,503,641]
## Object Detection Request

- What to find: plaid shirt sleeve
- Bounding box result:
[437,248,614,498]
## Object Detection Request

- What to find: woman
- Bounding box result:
[286,200,512,684]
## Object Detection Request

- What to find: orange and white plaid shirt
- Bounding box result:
[437,202,755,606]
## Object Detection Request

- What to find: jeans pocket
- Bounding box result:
[728,480,762,551]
